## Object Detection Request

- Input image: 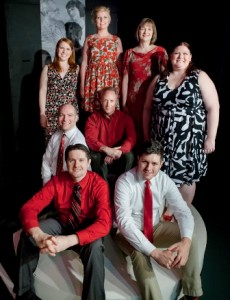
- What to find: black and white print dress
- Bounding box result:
[151,69,207,186]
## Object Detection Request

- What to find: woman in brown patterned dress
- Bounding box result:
[39,37,80,144]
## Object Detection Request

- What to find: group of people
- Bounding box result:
[14,5,220,300]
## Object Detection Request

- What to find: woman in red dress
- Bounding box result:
[80,6,123,114]
[122,18,168,145]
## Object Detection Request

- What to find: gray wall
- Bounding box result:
[5,0,41,135]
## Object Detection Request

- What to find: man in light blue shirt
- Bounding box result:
[41,103,90,185]
[114,139,202,300]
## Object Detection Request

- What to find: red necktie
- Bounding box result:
[68,183,81,230]
[56,134,65,175]
[143,180,153,242]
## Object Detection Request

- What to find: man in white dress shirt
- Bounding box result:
[113,139,202,300]
[41,103,89,185]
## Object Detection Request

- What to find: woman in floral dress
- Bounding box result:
[80,6,123,114]
[122,18,168,145]
[39,38,79,144]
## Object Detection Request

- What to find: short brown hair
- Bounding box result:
[136,18,157,44]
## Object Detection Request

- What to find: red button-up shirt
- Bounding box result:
[85,110,136,153]
[19,171,112,245]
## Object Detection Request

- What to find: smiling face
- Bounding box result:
[66,149,91,182]
[170,45,192,70]
[137,153,163,181]
[138,22,154,43]
[58,104,78,132]
[95,9,111,29]
[57,41,73,61]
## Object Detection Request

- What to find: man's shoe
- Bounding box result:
[183,296,199,300]
[15,290,42,300]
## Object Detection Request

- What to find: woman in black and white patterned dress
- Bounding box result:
[143,41,219,218]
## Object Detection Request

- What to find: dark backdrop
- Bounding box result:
[2,0,228,227]
[1,1,229,299]
[2,1,228,224]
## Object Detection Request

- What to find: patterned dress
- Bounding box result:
[123,46,168,144]
[82,35,121,112]
[151,69,207,186]
[45,65,79,143]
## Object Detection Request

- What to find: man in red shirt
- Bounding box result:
[14,144,112,300]
[85,86,136,185]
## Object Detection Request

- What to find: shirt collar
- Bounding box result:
[136,168,158,185]
[101,109,117,119]
[74,171,90,190]
[64,171,90,189]
[62,126,77,139]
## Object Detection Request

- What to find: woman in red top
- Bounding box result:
[122,18,168,146]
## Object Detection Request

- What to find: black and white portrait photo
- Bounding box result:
[40,0,85,64]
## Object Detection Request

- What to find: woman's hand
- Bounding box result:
[40,114,47,128]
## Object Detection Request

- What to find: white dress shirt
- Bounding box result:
[41,126,89,185]
[114,167,194,256]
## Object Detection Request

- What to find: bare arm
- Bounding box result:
[199,71,220,153]
[80,37,89,98]
[122,72,129,112]
[143,75,159,141]
[39,65,48,128]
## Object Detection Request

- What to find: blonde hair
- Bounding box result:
[91,6,111,24]
[136,18,157,44]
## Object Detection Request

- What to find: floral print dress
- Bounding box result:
[82,35,121,112]
[45,65,79,143]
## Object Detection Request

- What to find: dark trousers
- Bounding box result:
[14,218,105,300]
[90,150,135,182]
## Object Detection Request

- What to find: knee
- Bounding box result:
[90,151,102,162]
[123,151,134,161]
[190,231,198,251]
[130,250,150,266]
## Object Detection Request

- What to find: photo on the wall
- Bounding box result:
[40,0,85,65]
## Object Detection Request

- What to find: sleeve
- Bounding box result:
[77,177,112,245]
[85,114,105,151]
[41,138,54,185]
[19,180,55,232]
[158,47,168,71]
[120,114,136,153]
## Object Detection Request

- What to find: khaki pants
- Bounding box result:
[114,221,203,300]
